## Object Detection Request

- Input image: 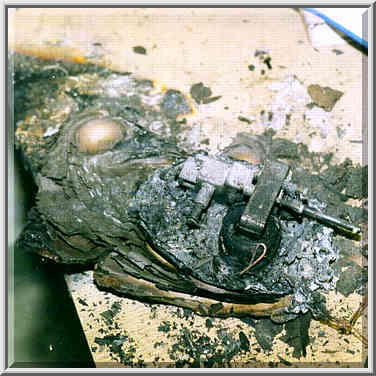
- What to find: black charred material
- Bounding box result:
[13,52,367,344]
[280,312,312,358]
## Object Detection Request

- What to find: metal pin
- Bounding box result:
[239,243,267,276]
[278,198,361,235]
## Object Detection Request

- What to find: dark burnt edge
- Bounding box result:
[16,206,111,272]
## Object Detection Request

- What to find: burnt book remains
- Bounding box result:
[13,52,366,328]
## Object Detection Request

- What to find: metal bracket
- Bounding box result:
[239,160,290,237]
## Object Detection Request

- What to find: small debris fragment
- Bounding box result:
[332,49,344,55]
[238,331,250,351]
[201,138,210,145]
[278,355,292,366]
[285,113,291,126]
[111,301,122,316]
[190,82,211,103]
[160,89,191,118]
[254,319,283,351]
[279,312,312,358]
[202,95,221,104]
[323,349,337,354]
[307,84,344,112]
[190,82,221,105]
[248,64,255,71]
[336,264,366,296]
[100,310,115,325]
[345,165,367,199]
[254,49,268,58]
[254,50,272,71]
[238,115,253,124]
[158,321,172,332]
[264,56,272,70]
[205,318,213,329]
[133,46,147,55]
[100,301,122,325]
[336,126,346,139]
[78,297,88,306]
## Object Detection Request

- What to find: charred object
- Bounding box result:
[12,52,366,327]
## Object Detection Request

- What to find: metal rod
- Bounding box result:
[278,198,361,235]
[303,207,360,235]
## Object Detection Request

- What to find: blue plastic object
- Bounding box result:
[304,8,368,50]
